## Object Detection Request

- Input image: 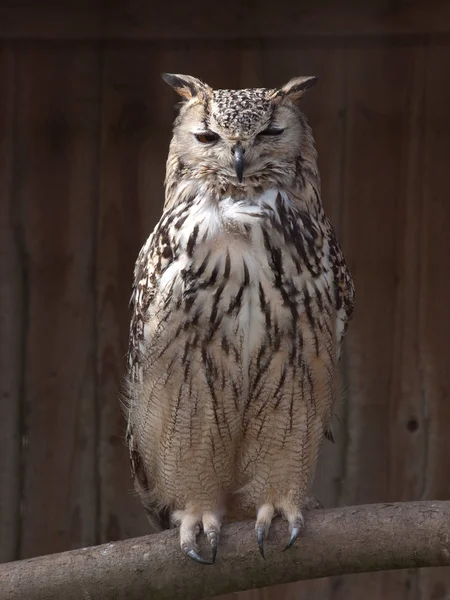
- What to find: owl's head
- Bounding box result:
[162,73,318,190]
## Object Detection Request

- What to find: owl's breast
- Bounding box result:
[147,187,334,360]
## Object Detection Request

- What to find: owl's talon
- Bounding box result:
[208,531,218,563]
[203,513,222,564]
[283,525,301,552]
[184,548,213,565]
[256,525,266,559]
[211,542,218,563]
[255,503,274,560]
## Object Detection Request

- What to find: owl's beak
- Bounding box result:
[233,142,244,183]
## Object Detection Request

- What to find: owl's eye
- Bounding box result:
[195,131,220,144]
[258,127,285,137]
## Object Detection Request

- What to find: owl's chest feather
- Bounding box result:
[152,189,330,354]
[161,198,271,346]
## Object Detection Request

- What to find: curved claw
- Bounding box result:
[208,532,218,563]
[283,526,301,552]
[184,548,213,565]
[256,525,266,560]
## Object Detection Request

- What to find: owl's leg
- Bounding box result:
[172,507,223,564]
[202,511,222,563]
[172,510,208,564]
[255,503,275,559]
[278,494,325,551]
[278,497,305,551]
[253,494,322,557]
[282,495,323,550]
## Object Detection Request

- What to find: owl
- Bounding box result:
[124,73,355,564]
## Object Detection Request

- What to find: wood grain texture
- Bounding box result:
[331,40,425,600]
[388,42,427,505]
[0,0,450,39]
[416,39,450,600]
[0,44,22,564]
[16,42,100,558]
[381,40,427,600]
[340,40,419,506]
[187,40,243,90]
[0,34,449,600]
[2,502,450,600]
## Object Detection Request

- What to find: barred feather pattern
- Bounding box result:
[124,79,354,555]
[126,192,353,504]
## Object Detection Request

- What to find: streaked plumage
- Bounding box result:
[124,73,354,563]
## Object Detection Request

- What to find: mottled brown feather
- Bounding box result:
[123,75,354,553]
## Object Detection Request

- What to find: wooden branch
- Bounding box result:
[1,502,450,600]
[0,0,450,39]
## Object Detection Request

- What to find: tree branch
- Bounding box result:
[1,501,450,600]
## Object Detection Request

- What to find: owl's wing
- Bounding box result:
[125,224,175,531]
[324,221,355,443]
[328,222,355,357]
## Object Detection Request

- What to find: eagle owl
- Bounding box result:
[125,73,354,564]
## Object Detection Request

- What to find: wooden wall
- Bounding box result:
[1,3,450,598]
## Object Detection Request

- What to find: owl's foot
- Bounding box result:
[255,503,275,559]
[255,498,309,557]
[203,511,221,563]
[184,547,212,565]
[173,508,222,564]
[282,521,303,551]
[280,495,321,551]
[279,498,305,552]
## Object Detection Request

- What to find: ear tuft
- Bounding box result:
[271,76,319,103]
[161,73,211,101]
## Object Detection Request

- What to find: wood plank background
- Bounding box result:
[1,0,450,38]
[1,11,450,598]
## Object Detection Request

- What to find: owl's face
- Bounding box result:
[163,74,318,187]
